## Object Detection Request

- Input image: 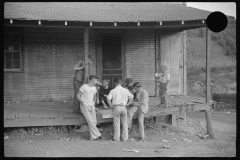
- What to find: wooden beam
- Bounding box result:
[205,27,214,138]
[84,27,89,83]
[206,27,211,103]
[155,32,160,96]
[183,30,187,95]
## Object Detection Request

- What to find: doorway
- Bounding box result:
[97,33,125,88]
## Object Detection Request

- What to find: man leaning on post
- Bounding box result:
[107,78,133,141]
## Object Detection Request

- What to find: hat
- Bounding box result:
[125,78,133,84]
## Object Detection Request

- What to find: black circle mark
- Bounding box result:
[207,11,228,32]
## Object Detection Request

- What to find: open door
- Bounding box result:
[97,33,124,88]
[158,31,183,94]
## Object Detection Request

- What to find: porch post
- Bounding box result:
[183,30,187,95]
[84,27,89,83]
[205,26,214,138]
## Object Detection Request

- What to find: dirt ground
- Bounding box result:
[4,111,236,157]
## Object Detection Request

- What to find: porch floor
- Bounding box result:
[4,94,215,128]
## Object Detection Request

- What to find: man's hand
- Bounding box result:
[104,94,108,97]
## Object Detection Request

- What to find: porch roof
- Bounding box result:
[4,2,212,22]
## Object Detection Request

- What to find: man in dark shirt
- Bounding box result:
[99,79,113,109]
[72,56,92,114]
[125,78,136,99]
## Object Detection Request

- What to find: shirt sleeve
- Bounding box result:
[79,84,85,93]
[107,90,113,100]
[94,86,97,94]
[127,90,134,98]
[138,90,149,106]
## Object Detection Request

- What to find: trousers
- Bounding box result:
[80,103,101,140]
[159,82,167,104]
[112,105,128,141]
[127,105,146,138]
[73,77,83,113]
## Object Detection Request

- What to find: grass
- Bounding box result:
[187,37,236,71]
[4,125,77,136]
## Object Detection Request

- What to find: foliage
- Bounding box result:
[187,18,236,61]
[5,125,77,136]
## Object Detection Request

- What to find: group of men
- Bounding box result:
[72,59,149,141]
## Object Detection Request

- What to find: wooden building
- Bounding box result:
[4,2,212,102]
[4,2,216,137]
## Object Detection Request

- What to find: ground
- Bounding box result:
[187,70,236,98]
[4,111,236,157]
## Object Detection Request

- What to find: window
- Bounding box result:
[4,32,23,71]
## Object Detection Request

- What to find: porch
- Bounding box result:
[4,94,215,128]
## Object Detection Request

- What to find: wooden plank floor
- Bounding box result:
[4,95,215,128]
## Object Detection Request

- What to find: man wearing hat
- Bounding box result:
[76,75,102,141]
[124,78,135,95]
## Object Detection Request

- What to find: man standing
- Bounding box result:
[72,56,92,114]
[72,59,85,114]
[124,78,134,95]
[76,75,102,141]
[107,78,133,141]
[127,82,149,141]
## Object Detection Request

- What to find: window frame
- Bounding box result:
[4,31,24,72]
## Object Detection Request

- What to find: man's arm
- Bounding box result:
[134,90,148,106]
[76,90,84,104]
[126,91,134,106]
[107,91,114,108]
[72,60,85,71]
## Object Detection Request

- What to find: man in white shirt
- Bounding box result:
[76,75,102,141]
[107,78,133,141]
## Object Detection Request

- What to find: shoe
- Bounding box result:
[139,137,146,142]
[94,136,103,141]
[128,128,132,134]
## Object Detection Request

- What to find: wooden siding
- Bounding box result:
[4,27,97,102]
[126,29,156,96]
[158,31,182,93]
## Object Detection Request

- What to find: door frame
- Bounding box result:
[96,29,127,83]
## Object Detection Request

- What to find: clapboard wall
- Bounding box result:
[4,27,97,102]
[126,29,156,96]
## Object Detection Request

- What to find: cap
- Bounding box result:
[125,78,133,84]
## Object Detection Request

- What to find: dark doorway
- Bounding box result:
[101,35,122,87]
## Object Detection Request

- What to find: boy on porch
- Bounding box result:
[156,65,170,107]
[98,79,113,109]
[76,75,102,141]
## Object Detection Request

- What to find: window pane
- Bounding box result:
[6,61,12,69]
[12,41,19,51]
[4,34,11,51]
[12,34,19,40]
[13,61,20,69]
[13,52,20,60]
[5,52,13,61]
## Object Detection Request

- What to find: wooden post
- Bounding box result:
[171,112,177,126]
[84,27,89,83]
[205,27,214,138]
[183,31,187,95]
